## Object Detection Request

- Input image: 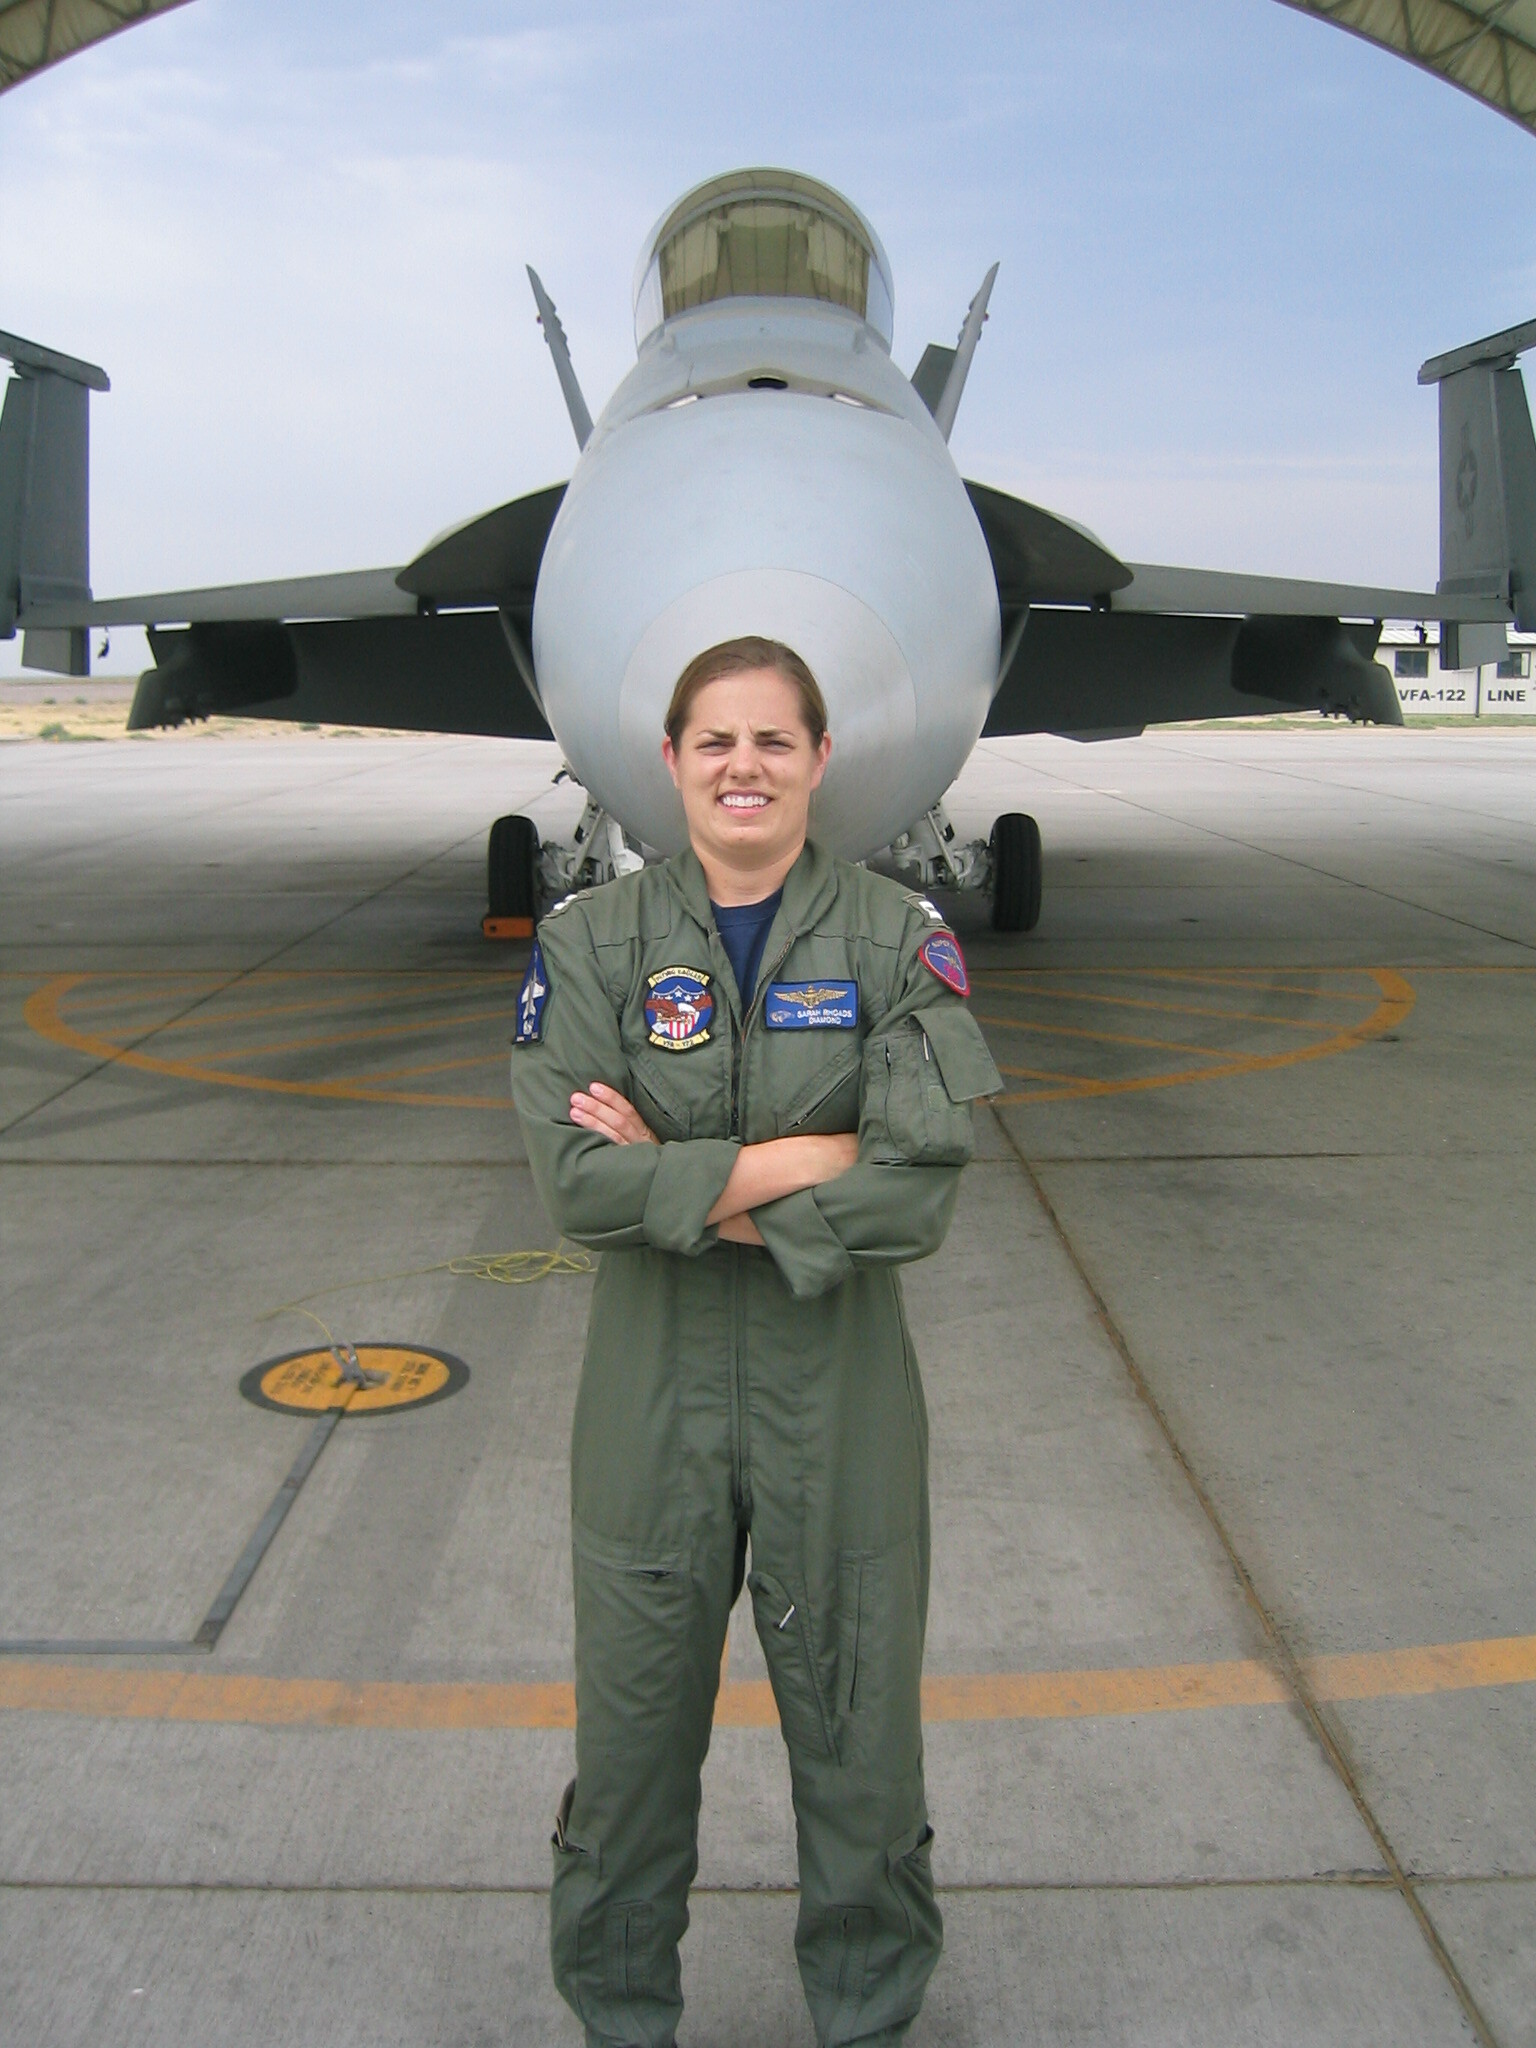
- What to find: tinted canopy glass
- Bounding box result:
[634,171,893,347]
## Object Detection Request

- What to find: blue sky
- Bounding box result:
[4,0,1535,676]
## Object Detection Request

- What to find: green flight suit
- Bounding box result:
[510,838,1000,2048]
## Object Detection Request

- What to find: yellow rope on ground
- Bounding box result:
[260,1243,594,1328]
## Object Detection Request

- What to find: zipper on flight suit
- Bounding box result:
[724,927,798,1517]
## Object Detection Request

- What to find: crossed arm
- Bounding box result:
[569,1081,858,1245]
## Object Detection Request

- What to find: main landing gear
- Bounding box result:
[886,801,1043,933]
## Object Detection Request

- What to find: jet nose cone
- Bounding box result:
[533,391,998,857]
[619,569,915,857]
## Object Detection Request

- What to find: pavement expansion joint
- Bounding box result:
[992,1116,1506,2048]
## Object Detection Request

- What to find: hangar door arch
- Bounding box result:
[3,1,1536,142]
[1276,1,1536,137]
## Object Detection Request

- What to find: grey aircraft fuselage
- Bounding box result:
[534,295,1000,860]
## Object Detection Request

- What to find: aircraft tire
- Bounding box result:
[990,812,1042,932]
[488,813,541,921]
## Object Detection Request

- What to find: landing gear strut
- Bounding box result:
[885,800,1043,934]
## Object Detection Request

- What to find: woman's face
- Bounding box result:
[662,668,832,877]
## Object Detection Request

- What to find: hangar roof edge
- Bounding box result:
[1277,0,1536,140]
[0,0,190,96]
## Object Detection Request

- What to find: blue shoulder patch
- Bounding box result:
[764,980,859,1029]
[918,931,970,996]
[513,937,550,1045]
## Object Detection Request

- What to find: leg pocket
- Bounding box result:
[549,1779,604,2023]
[748,1568,837,1760]
[886,1818,942,1959]
[835,1537,924,1780]
[571,1524,699,1755]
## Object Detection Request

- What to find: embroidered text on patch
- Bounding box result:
[764,980,859,1029]
[644,967,715,1050]
[917,931,970,996]
[514,938,551,1044]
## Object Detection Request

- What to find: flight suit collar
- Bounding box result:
[665,839,840,945]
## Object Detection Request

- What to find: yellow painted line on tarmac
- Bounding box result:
[973,1012,1233,1061]
[992,968,1414,1106]
[158,1006,517,1065]
[21,976,508,1112]
[2,1630,1532,1733]
[976,981,1372,1034]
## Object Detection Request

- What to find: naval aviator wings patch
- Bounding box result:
[764,980,859,1029]
[513,938,550,1044]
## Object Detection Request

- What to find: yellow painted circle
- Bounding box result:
[240,1346,467,1417]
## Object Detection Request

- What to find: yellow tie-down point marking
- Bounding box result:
[970,966,1416,1106]
[25,965,1415,1111]
[241,1346,467,1417]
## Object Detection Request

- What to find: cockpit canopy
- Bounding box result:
[633,169,895,351]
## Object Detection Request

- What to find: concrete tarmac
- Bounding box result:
[1,723,1533,2046]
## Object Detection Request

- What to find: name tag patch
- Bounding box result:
[764,980,859,1030]
[514,937,550,1044]
[645,966,715,1050]
[918,931,970,997]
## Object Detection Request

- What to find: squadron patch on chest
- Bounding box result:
[764,980,859,1030]
[918,931,970,997]
[644,966,715,1050]
[513,937,550,1045]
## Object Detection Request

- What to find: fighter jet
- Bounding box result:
[3,167,1530,929]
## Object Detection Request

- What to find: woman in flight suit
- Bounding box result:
[510,637,999,2048]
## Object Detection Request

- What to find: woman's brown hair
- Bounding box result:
[664,637,828,749]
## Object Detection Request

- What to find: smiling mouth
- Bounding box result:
[718,792,769,812]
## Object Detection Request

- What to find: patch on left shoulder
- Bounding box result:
[513,937,550,1044]
[918,930,970,997]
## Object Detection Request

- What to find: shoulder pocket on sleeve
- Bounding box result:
[920,1003,1002,1103]
[863,1008,1000,1166]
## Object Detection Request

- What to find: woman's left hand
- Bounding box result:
[570,1081,658,1146]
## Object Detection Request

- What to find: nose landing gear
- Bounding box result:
[885,801,1043,933]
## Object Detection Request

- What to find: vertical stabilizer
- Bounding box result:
[0,330,109,674]
[1420,318,1536,634]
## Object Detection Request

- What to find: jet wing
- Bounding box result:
[1112,562,1509,622]
[968,478,1514,739]
[17,485,568,739]
[21,567,418,628]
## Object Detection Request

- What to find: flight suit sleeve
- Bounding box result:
[752,916,1002,1299]
[509,907,740,1255]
